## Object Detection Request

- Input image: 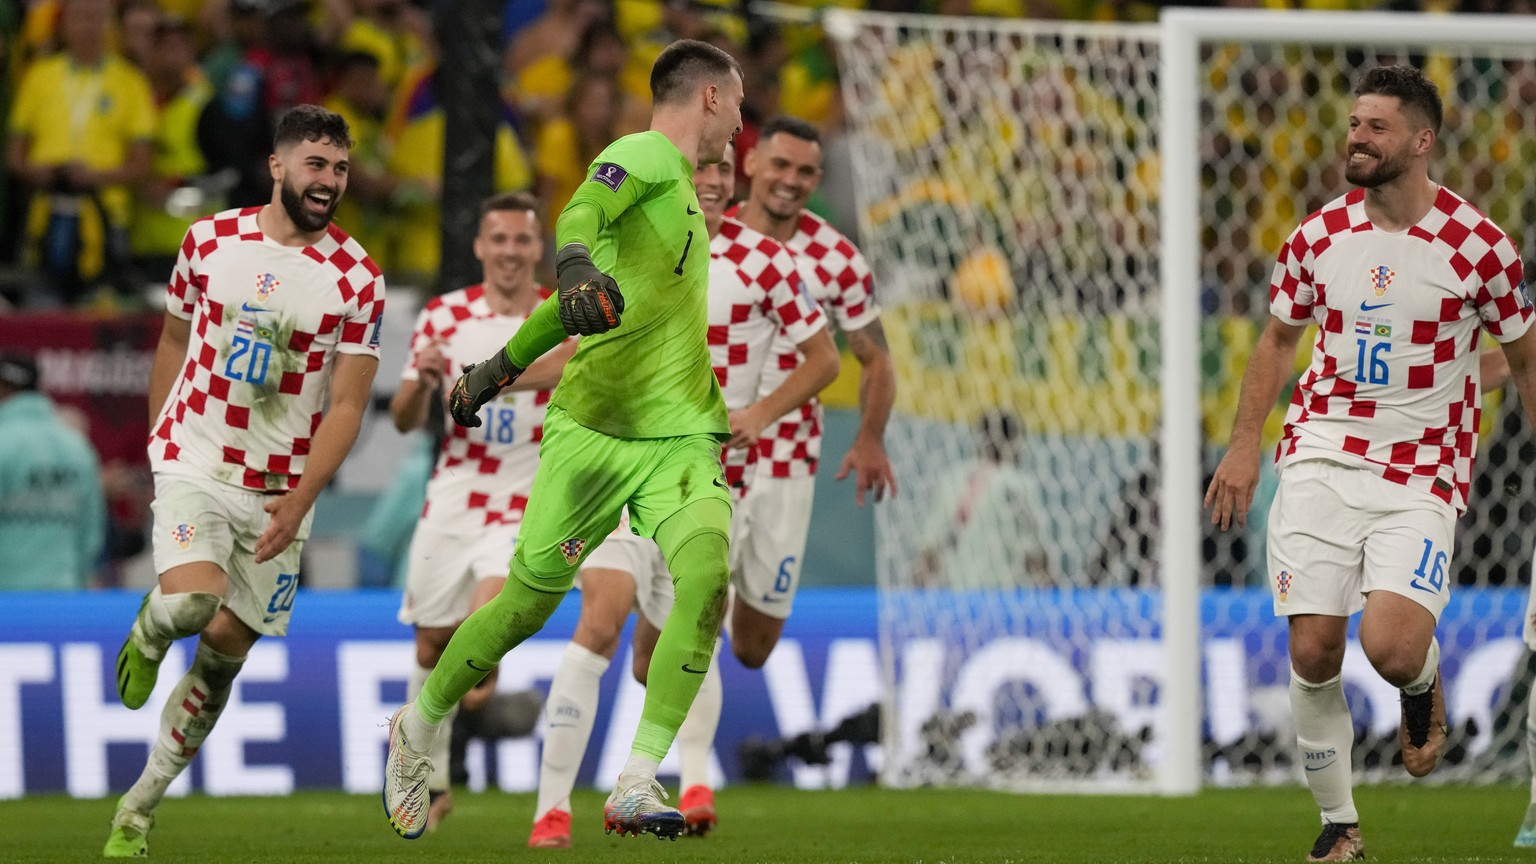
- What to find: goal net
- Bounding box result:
[821,6,1536,792]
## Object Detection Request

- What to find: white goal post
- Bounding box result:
[797,4,1536,795]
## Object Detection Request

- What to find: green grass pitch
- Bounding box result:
[6,784,1531,863]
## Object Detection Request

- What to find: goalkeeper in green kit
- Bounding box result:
[381,39,744,842]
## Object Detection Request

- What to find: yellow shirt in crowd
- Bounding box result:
[9,52,155,278]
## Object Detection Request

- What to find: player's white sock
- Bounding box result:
[120,641,244,816]
[535,642,610,819]
[1291,669,1358,825]
[409,663,457,793]
[135,588,221,660]
[616,752,661,792]
[1402,637,1440,696]
[676,637,722,790]
[429,704,457,792]
[402,701,439,751]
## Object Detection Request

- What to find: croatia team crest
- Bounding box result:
[255,272,280,302]
[171,523,196,550]
[1276,570,1292,604]
[1368,265,1394,297]
[559,538,586,565]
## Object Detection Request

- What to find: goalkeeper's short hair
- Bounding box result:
[651,39,743,106]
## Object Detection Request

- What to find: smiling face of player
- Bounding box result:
[1345,93,1430,190]
[694,141,736,237]
[699,70,745,166]
[274,136,349,236]
[747,130,823,222]
[475,207,543,298]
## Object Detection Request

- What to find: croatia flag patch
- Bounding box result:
[558,537,586,565]
[171,523,196,550]
[255,272,280,302]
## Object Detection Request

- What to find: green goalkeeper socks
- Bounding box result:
[506,295,567,369]
[631,500,730,760]
[415,576,564,725]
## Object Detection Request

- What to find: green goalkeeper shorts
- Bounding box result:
[509,405,732,592]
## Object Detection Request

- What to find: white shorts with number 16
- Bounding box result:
[1266,459,1455,621]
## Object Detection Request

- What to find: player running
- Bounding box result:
[1204,65,1536,862]
[527,140,838,848]
[106,105,384,857]
[381,39,745,842]
[389,191,573,830]
[632,115,897,822]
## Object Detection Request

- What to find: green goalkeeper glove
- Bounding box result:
[555,243,624,335]
[448,348,524,428]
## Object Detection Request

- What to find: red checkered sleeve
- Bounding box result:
[1265,230,1314,321]
[1269,224,1317,325]
[400,304,435,382]
[1269,193,1374,325]
[167,209,264,321]
[796,211,881,333]
[1470,226,1533,342]
[166,221,208,321]
[327,232,385,357]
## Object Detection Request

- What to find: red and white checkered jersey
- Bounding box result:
[709,217,827,494]
[150,207,385,492]
[403,285,556,527]
[724,206,880,479]
[1270,186,1533,511]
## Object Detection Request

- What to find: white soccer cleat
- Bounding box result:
[603,778,685,840]
[382,704,434,839]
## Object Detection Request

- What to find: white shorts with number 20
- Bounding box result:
[1266,459,1456,621]
[151,472,314,637]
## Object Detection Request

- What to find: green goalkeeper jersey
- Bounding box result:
[550,131,727,440]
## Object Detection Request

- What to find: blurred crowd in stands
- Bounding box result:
[0,0,1489,313]
[0,0,869,311]
[1,0,1528,593]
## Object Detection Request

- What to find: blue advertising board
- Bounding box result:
[0,588,1526,798]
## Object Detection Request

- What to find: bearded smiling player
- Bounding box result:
[106,104,385,857]
[1205,65,1536,862]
